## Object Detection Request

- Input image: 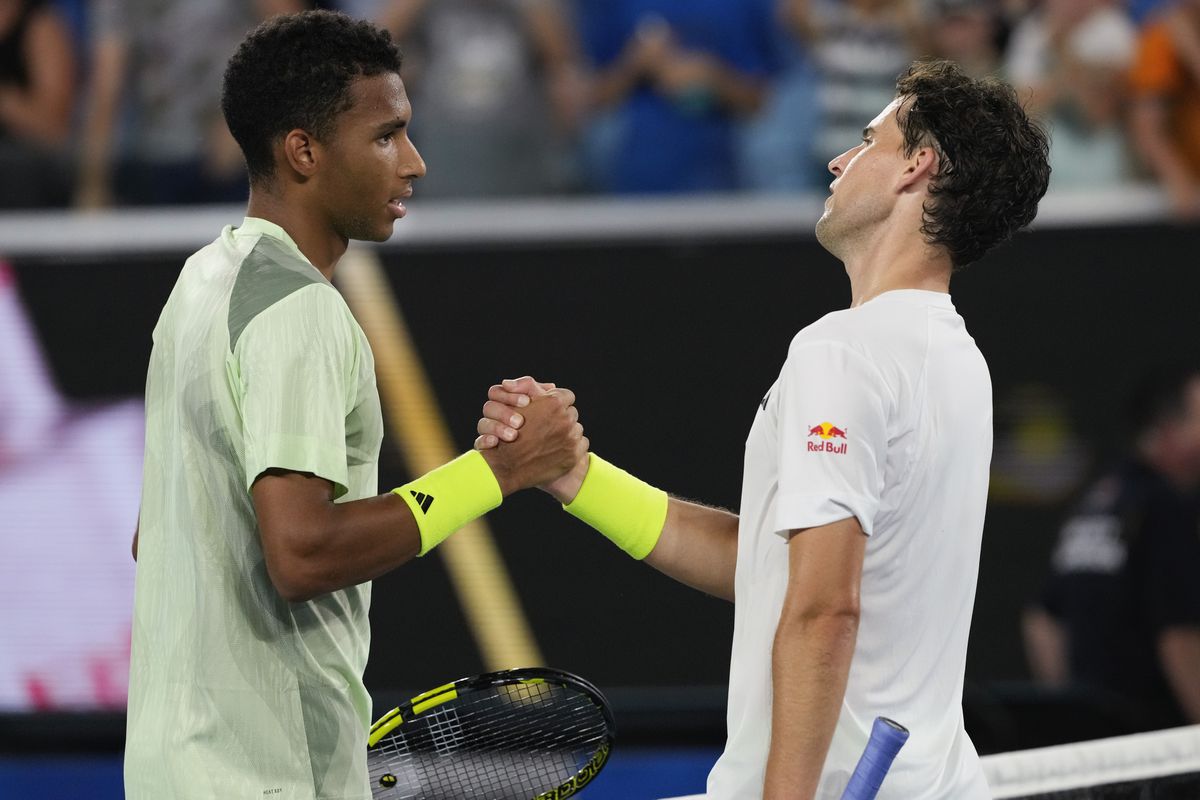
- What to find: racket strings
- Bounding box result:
[371,706,601,796]
[368,681,610,799]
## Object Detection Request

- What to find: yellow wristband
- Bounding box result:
[393,450,503,556]
[563,453,668,560]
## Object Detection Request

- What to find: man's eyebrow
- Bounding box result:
[373,117,407,135]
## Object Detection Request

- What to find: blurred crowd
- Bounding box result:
[1,0,1198,216]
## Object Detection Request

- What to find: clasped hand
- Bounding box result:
[474,376,590,504]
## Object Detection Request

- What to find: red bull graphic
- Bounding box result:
[807,421,849,454]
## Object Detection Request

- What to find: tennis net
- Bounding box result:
[981,724,1200,798]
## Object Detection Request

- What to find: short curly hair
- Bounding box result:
[895,60,1050,270]
[221,10,403,183]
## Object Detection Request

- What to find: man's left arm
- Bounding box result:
[765,516,866,799]
[764,339,890,798]
[1159,626,1200,723]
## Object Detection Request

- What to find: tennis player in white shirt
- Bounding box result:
[478,60,1050,799]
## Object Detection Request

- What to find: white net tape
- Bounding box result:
[982,725,1200,798]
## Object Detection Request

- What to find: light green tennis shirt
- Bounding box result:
[126,217,383,799]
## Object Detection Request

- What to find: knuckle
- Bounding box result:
[483,400,508,420]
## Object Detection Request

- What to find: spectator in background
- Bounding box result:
[783,0,924,183]
[1129,0,1200,218]
[1044,9,1138,189]
[1024,366,1200,731]
[1002,0,1133,116]
[361,0,583,198]
[929,0,1002,79]
[75,0,303,209]
[737,16,821,194]
[0,0,75,209]
[574,0,779,194]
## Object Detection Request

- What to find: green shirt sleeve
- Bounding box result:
[233,283,359,499]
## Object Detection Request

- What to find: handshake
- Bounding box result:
[471,375,590,505]
[400,374,667,563]
[396,373,670,565]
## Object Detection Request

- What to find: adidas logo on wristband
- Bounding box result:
[410,491,435,514]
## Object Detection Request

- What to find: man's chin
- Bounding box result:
[814,213,847,259]
[352,221,396,244]
[814,213,833,247]
[366,224,395,244]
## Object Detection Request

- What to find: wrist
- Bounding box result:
[562,453,667,559]
[477,447,517,497]
[393,450,503,556]
[541,456,590,504]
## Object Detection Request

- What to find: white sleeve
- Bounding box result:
[774,341,892,538]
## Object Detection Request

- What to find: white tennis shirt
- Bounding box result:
[706,289,993,799]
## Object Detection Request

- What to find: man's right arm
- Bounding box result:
[1159,626,1200,723]
[1022,606,1069,686]
[252,390,585,603]
[252,471,421,602]
[643,498,738,601]
[477,378,739,601]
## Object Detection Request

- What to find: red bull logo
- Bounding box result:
[807,421,848,454]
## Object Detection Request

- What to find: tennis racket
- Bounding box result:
[840,717,909,800]
[366,667,615,800]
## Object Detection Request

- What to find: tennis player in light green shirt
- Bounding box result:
[125,11,587,799]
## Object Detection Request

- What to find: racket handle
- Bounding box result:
[840,717,909,800]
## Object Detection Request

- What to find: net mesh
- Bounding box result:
[982,725,1200,799]
[367,679,609,800]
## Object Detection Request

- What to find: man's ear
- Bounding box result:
[281,129,319,179]
[896,145,939,194]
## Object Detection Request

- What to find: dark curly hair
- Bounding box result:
[895,60,1050,270]
[221,10,403,183]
